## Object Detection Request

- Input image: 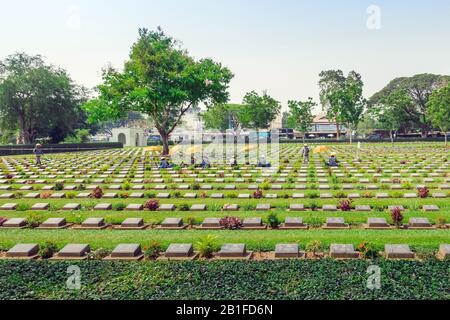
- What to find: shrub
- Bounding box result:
[178,203,190,211]
[0,217,6,226]
[242,203,255,211]
[417,186,429,198]
[122,182,131,190]
[259,182,270,190]
[199,192,208,199]
[436,216,447,228]
[362,191,374,198]
[338,199,353,211]
[196,235,218,258]
[90,187,104,199]
[54,183,64,191]
[307,191,319,199]
[334,191,347,199]
[390,207,404,228]
[16,203,30,212]
[144,200,160,211]
[88,249,111,260]
[66,192,76,199]
[173,191,181,198]
[208,204,222,212]
[252,190,263,199]
[144,242,162,260]
[113,203,126,211]
[40,192,52,199]
[219,216,243,230]
[357,242,379,259]
[119,192,129,199]
[191,183,200,190]
[267,213,280,229]
[145,192,156,199]
[39,241,58,259]
[76,184,86,191]
[186,217,196,226]
[306,240,323,257]
[307,216,322,228]
[227,193,238,199]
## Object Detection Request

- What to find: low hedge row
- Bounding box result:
[0,260,448,300]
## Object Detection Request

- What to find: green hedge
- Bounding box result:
[0,260,448,300]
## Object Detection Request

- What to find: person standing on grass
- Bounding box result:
[33,144,44,166]
[301,144,310,164]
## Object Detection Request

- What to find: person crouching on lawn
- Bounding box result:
[327,152,339,167]
[33,144,44,166]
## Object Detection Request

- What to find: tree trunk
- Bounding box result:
[444,130,448,147]
[336,121,341,140]
[348,126,353,145]
[302,134,305,144]
[160,132,170,156]
[389,131,394,145]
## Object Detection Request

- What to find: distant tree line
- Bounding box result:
[1,29,448,149]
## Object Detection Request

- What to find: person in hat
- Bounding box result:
[159,157,172,169]
[33,144,44,166]
[257,155,271,168]
[327,152,339,167]
[301,144,310,164]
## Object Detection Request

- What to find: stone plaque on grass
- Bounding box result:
[165,244,194,258]
[330,244,359,259]
[2,218,27,228]
[56,244,90,259]
[94,203,112,211]
[219,244,247,258]
[0,203,17,210]
[275,244,300,258]
[190,204,206,211]
[6,244,39,259]
[108,244,143,260]
[256,204,271,211]
[385,245,415,259]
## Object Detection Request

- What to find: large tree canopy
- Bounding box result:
[287,98,316,143]
[427,83,450,146]
[0,53,88,144]
[318,70,366,142]
[242,91,281,132]
[83,27,234,155]
[201,104,250,134]
[369,73,450,137]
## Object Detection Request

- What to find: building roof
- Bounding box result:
[313,114,335,124]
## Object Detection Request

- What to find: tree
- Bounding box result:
[242,91,281,133]
[318,70,346,139]
[201,104,250,134]
[0,53,88,144]
[287,98,316,142]
[369,74,450,137]
[371,90,411,144]
[319,70,366,143]
[427,84,450,146]
[83,28,233,155]
[331,71,366,144]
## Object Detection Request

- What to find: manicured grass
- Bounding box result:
[0,228,447,252]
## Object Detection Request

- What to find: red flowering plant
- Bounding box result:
[219,217,243,230]
[144,200,160,211]
[390,207,404,228]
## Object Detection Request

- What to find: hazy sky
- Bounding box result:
[1,0,449,110]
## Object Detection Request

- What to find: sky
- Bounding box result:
[1,0,449,111]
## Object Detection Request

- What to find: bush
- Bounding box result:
[119,192,129,199]
[362,191,374,198]
[267,213,280,229]
[54,183,64,191]
[242,203,255,211]
[40,192,52,199]
[112,203,126,211]
[66,192,76,199]
[196,235,218,259]
[39,241,58,259]
[90,187,103,199]
[390,207,404,228]
[417,186,429,198]
[306,240,323,257]
[357,242,379,259]
[88,249,111,260]
[0,217,6,226]
[144,200,160,211]
[144,242,162,260]
[338,199,353,211]
[191,183,200,190]
[220,216,243,230]
[16,203,30,212]
[76,184,86,191]
[252,190,263,199]
[178,203,190,211]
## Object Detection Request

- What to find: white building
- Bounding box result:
[110,128,147,147]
